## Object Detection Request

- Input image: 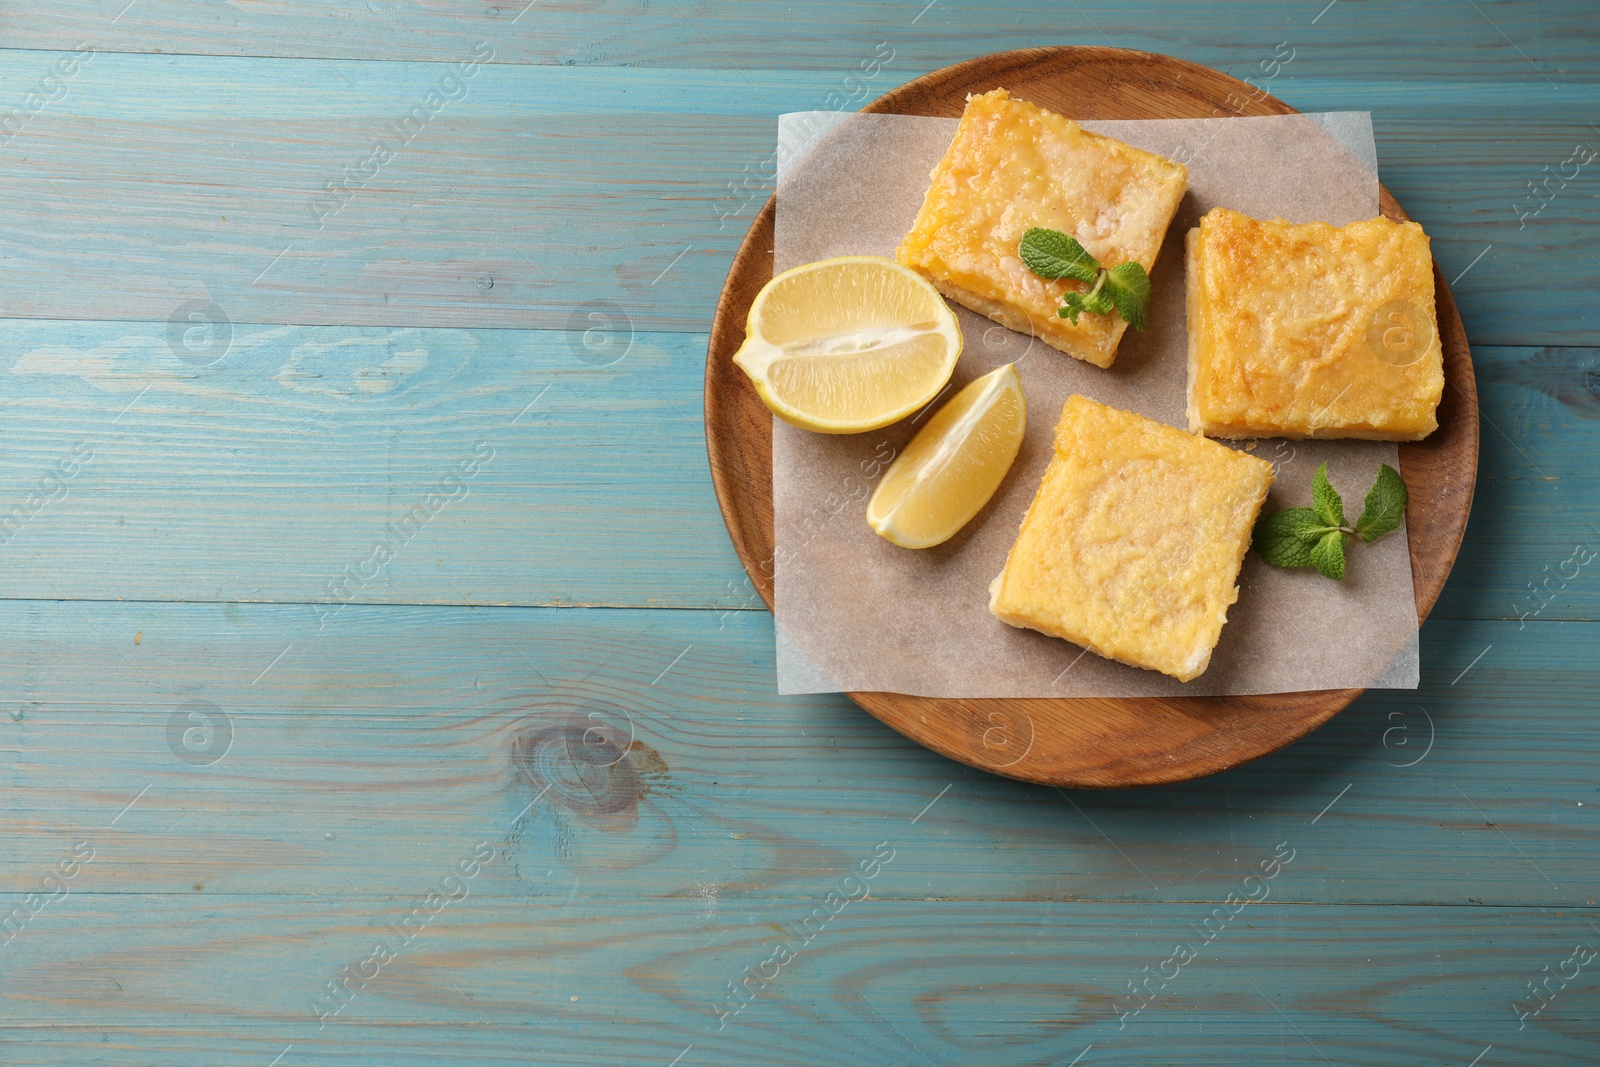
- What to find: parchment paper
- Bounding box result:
[771,110,1420,697]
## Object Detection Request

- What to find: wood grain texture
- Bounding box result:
[0,4,1593,1064]
[0,319,745,608]
[1434,344,1600,622]
[0,53,1591,341]
[8,0,1598,83]
[0,317,1587,615]
[1,899,1596,1065]
[3,599,1594,907]
[706,47,1477,787]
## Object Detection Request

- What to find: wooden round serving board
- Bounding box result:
[704,46,1478,788]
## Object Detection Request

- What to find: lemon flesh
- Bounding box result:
[867,363,1026,549]
[733,256,963,433]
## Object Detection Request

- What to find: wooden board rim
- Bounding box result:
[704,45,1478,788]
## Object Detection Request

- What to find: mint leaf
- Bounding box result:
[1309,530,1347,581]
[1103,261,1152,330]
[1019,228,1100,283]
[1311,462,1345,528]
[1059,288,1114,323]
[1291,517,1339,543]
[1356,463,1407,543]
[1254,507,1319,568]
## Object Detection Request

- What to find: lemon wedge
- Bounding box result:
[733,256,963,433]
[867,363,1026,548]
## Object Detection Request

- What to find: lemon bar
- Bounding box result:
[896,88,1187,369]
[989,396,1273,682]
[1186,207,1445,440]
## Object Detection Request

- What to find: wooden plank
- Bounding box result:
[0,320,1592,618]
[0,320,745,608]
[0,897,1594,1065]
[1435,344,1600,623]
[2,599,1595,906]
[6,0,1597,83]
[0,52,1590,341]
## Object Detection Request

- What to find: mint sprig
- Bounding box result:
[1018,228,1151,330]
[1253,462,1408,581]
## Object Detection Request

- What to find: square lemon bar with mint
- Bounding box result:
[1185,207,1444,440]
[989,396,1273,682]
[895,88,1187,369]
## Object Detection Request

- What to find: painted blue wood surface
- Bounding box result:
[0,1,1595,1064]
[0,322,1591,619]
[2,601,1595,905]
[1,900,1593,1065]
[0,320,743,608]
[7,0,1599,84]
[0,51,1591,342]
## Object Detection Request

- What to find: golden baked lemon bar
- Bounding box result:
[1186,207,1444,440]
[896,88,1187,369]
[989,396,1273,682]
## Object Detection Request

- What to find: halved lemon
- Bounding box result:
[867,363,1026,549]
[732,256,963,433]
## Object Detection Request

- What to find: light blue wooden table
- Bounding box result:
[0,3,1595,1064]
